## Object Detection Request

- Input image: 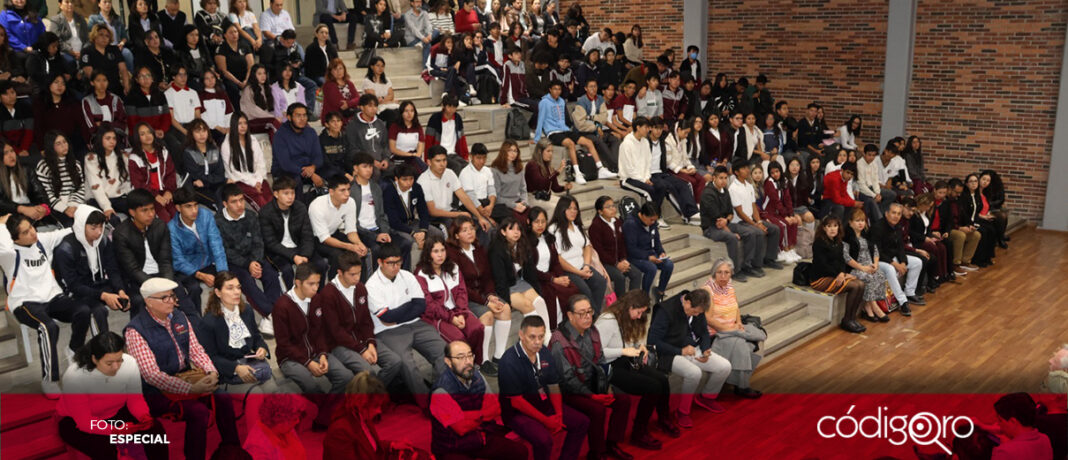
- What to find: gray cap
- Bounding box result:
[140,277,179,300]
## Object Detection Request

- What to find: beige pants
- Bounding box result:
[948,229,982,265]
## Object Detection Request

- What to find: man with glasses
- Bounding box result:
[429,340,528,459]
[550,295,634,460]
[365,242,446,408]
[124,277,240,460]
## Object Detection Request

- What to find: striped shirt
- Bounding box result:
[35,159,86,214]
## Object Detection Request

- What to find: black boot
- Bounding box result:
[840,320,866,333]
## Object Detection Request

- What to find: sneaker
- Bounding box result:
[457,100,468,108]
[469,84,477,95]
[657,219,671,229]
[953,268,968,276]
[42,378,61,399]
[572,165,587,184]
[479,360,499,377]
[470,97,481,105]
[675,411,694,428]
[733,271,749,282]
[686,213,702,226]
[787,249,802,262]
[693,395,726,413]
[65,346,76,363]
[959,264,978,271]
[746,267,766,278]
[764,260,784,270]
[597,167,617,180]
[259,316,274,337]
[776,252,789,263]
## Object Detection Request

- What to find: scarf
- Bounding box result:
[222,305,252,350]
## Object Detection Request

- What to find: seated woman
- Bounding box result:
[227,0,262,51]
[198,69,234,145]
[320,58,359,124]
[87,0,134,74]
[26,33,74,98]
[270,65,306,122]
[213,21,253,104]
[239,64,281,138]
[446,215,511,374]
[665,118,709,204]
[784,157,817,224]
[363,0,403,49]
[84,125,132,225]
[82,71,128,148]
[527,206,580,329]
[836,115,862,153]
[35,73,86,159]
[960,173,997,267]
[221,113,272,208]
[702,258,765,399]
[590,196,643,298]
[762,162,801,262]
[594,289,681,442]
[979,170,1010,248]
[360,56,399,114]
[489,140,529,223]
[199,271,274,392]
[36,130,86,227]
[842,208,889,324]
[242,394,307,459]
[0,138,49,222]
[549,195,608,314]
[318,111,351,180]
[127,121,178,221]
[488,216,552,344]
[525,138,572,211]
[909,193,951,288]
[809,215,867,333]
[58,332,169,459]
[180,118,226,208]
[415,234,487,363]
[388,100,426,173]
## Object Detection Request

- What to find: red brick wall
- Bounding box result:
[707,1,889,140]
[559,0,684,58]
[907,0,1067,222]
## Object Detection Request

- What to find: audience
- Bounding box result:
[169,186,228,313]
[730,160,783,275]
[703,259,764,398]
[259,175,326,289]
[415,234,486,363]
[351,152,414,269]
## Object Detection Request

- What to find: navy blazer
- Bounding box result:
[648,290,710,358]
[199,306,269,379]
[381,180,431,234]
[622,214,664,261]
[53,234,126,300]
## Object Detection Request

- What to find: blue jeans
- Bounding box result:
[630,257,675,294]
[296,75,318,109]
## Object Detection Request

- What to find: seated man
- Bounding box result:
[169,187,229,312]
[418,145,492,236]
[365,243,447,408]
[728,160,784,277]
[623,202,675,302]
[700,166,750,282]
[54,206,129,328]
[318,251,403,379]
[869,203,924,316]
[345,95,391,179]
[309,174,371,278]
[382,163,436,251]
[856,143,896,220]
[425,94,471,175]
[1046,345,1068,394]
[1,213,103,396]
[113,189,198,320]
[571,79,619,172]
[315,0,358,50]
[430,340,528,459]
[125,277,240,460]
[647,289,731,428]
[549,296,634,460]
[879,141,914,199]
[259,175,329,289]
[272,263,355,428]
[271,103,324,202]
[458,143,497,225]
[820,161,861,220]
[498,315,590,460]
[618,116,700,228]
[215,184,283,332]
[534,81,616,185]
[645,117,700,224]
[351,153,414,270]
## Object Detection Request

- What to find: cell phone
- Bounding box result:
[244,353,260,359]
[119,297,130,311]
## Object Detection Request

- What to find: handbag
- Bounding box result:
[357,43,377,68]
[163,366,209,401]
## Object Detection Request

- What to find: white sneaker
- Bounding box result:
[469,85,477,95]
[789,249,803,262]
[42,378,61,399]
[64,346,75,363]
[687,213,702,225]
[470,97,481,105]
[596,167,617,180]
[658,219,671,229]
[457,100,468,108]
[776,252,789,263]
[573,165,587,184]
[259,316,274,337]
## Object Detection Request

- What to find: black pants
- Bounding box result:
[13,295,106,381]
[179,264,219,314]
[621,173,699,218]
[435,430,529,460]
[58,405,169,460]
[319,12,359,46]
[146,392,240,460]
[267,253,329,290]
[609,359,672,435]
[562,392,631,457]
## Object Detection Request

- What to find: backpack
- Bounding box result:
[476,73,499,104]
[575,145,598,181]
[505,107,531,141]
[617,196,639,220]
[791,262,811,286]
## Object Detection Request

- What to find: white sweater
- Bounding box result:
[594,313,646,363]
[618,132,652,183]
[0,225,70,308]
[664,132,694,173]
[84,150,133,212]
[221,135,268,187]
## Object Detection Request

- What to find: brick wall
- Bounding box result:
[707,0,889,141]
[559,0,684,58]
[907,0,1067,222]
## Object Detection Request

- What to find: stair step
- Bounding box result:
[762,310,830,356]
[0,353,28,373]
[669,245,711,273]
[664,264,712,295]
[660,233,689,253]
[1,433,67,460]
[745,299,808,326]
[0,395,54,431]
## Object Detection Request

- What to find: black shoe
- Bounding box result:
[998,241,1008,249]
[899,302,912,316]
[312,421,330,432]
[479,360,498,377]
[840,320,866,333]
[877,314,890,323]
[907,295,926,306]
[606,442,634,460]
[734,387,763,399]
[1003,235,1011,242]
[747,267,767,278]
[656,419,681,438]
[763,260,784,270]
[859,312,878,323]
[733,271,749,282]
[630,433,663,450]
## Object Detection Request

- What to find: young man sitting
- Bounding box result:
[458,143,498,227]
[215,184,283,333]
[54,206,130,329]
[534,81,616,185]
[623,202,675,302]
[259,175,329,289]
[309,174,371,278]
[618,116,700,228]
[728,160,783,277]
[271,103,324,202]
[700,166,750,282]
[425,94,471,175]
[382,163,437,251]
[345,94,391,179]
[418,145,492,236]
[169,187,229,312]
[351,152,414,270]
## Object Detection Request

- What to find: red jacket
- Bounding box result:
[128,149,178,196]
[317,281,376,354]
[446,243,494,305]
[588,215,627,266]
[453,9,480,34]
[762,178,794,219]
[822,170,855,207]
[272,293,328,366]
[321,80,359,124]
[416,268,471,324]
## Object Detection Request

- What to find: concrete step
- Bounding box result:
[464,128,504,146]
[661,232,690,253]
[664,263,713,297]
[761,308,831,356]
[0,397,65,460]
[669,245,711,273]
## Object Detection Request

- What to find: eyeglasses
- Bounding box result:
[149,294,178,303]
[381,259,403,266]
[448,353,476,361]
[571,310,594,318]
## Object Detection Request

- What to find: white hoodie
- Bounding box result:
[0,219,71,309]
[72,205,103,278]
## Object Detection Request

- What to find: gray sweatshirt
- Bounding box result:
[404,9,433,44]
[492,164,528,209]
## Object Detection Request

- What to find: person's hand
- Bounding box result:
[311,174,325,187]
[874,193,883,203]
[333,13,345,21]
[155,129,166,139]
[300,165,315,177]
[716,217,728,229]
[382,31,391,39]
[592,393,614,406]
[916,249,929,258]
[249,261,262,278]
[414,231,426,250]
[617,260,630,272]
[564,182,573,191]
[835,272,846,284]
[544,414,565,433]
[580,265,593,278]
[190,374,218,393]
[853,201,864,208]
[645,180,653,186]
[351,242,368,257]
[376,233,391,243]
[553,275,569,287]
[865,265,877,275]
[451,315,466,329]
[64,207,77,218]
[319,355,330,373]
[103,208,116,221]
[451,418,480,435]
[620,347,641,358]
[695,355,709,363]
[235,364,257,383]
[557,159,568,174]
[254,347,268,360]
[960,226,973,234]
[375,159,390,170]
[293,255,308,265]
[362,343,378,365]
[193,179,204,188]
[477,217,491,232]
[479,206,493,219]
[514,202,527,213]
[196,271,215,286]
[893,262,906,276]
[307,360,324,377]
[649,255,661,264]
[755,221,767,233]
[487,297,506,314]
[101,292,124,310]
[681,345,696,356]
[253,39,262,50]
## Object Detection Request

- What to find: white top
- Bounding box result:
[309,195,358,242]
[0,226,70,308]
[286,288,310,316]
[415,266,461,311]
[164,86,203,124]
[743,125,763,161]
[439,118,458,154]
[357,184,377,230]
[143,238,159,274]
[856,157,882,198]
[394,130,420,153]
[535,234,551,272]
[581,34,614,54]
[7,176,26,204]
[331,276,356,305]
[358,78,392,99]
[836,125,857,150]
[84,150,132,212]
[728,178,756,223]
[826,161,842,175]
[365,268,424,333]
[200,89,232,130]
[880,155,912,184]
[618,132,652,183]
[221,136,267,187]
[68,19,83,52]
[649,139,664,175]
[549,223,586,269]
[417,169,461,212]
[228,10,257,29]
[259,9,293,36]
[458,163,496,201]
[280,210,296,249]
[61,353,141,394]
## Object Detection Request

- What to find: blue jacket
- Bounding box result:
[622,214,664,260]
[533,93,570,142]
[0,10,44,52]
[168,206,229,276]
[381,180,431,234]
[271,121,323,178]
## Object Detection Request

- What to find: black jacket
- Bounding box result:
[648,291,710,358]
[0,167,48,215]
[215,209,265,269]
[113,218,174,284]
[908,214,931,248]
[488,237,541,301]
[175,42,214,81]
[268,40,304,80]
[258,199,316,265]
[304,40,338,83]
[157,10,186,48]
[699,185,733,232]
[54,233,126,299]
[810,238,849,280]
[869,218,906,264]
[199,306,269,379]
[381,180,431,234]
[958,191,982,227]
[133,46,178,84]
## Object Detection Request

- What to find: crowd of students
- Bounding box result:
[0,0,1020,459]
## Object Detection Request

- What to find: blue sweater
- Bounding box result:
[533,93,570,142]
[271,121,323,178]
[168,206,229,276]
[622,214,664,260]
[0,10,44,52]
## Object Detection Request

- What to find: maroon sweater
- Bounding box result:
[588,215,628,266]
[446,243,495,305]
[525,159,565,194]
[272,293,328,366]
[316,281,375,354]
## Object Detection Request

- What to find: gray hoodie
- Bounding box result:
[404,8,433,44]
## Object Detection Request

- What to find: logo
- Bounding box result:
[315,308,323,317]
[817,405,974,455]
[358,296,367,305]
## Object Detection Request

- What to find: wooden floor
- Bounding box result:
[752,226,1068,394]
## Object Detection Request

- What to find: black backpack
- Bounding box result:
[792,262,811,286]
[575,145,598,181]
[505,107,532,141]
[617,196,639,220]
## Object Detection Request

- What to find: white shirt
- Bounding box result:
[535,235,551,272]
[365,268,424,334]
[394,130,420,153]
[259,9,293,36]
[880,155,912,184]
[61,353,141,395]
[550,223,587,269]
[221,136,267,187]
[0,226,69,309]
[649,140,663,175]
[68,19,83,52]
[229,10,257,29]
[581,34,614,54]
[164,86,203,124]
[357,184,377,230]
[618,133,652,183]
[440,118,458,154]
[728,178,756,223]
[181,217,200,240]
[286,288,310,316]
[309,195,358,242]
[143,238,159,274]
[836,125,857,150]
[856,157,882,198]
[201,89,232,130]
[280,209,296,249]
[458,164,495,201]
[331,276,356,305]
[417,169,461,212]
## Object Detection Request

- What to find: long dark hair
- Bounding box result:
[91,124,129,183]
[767,161,786,189]
[206,271,245,317]
[844,115,862,136]
[4,0,38,22]
[129,121,163,164]
[490,140,522,173]
[0,138,26,198]
[73,331,125,371]
[275,64,295,91]
[227,113,254,172]
[364,56,389,84]
[415,235,457,279]
[815,215,843,245]
[248,64,273,110]
[980,169,1005,201]
[41,130,82,192]
[395,100,421,129]
[903,135,922,157]
[492,216,530,266]
[549,195,585,252]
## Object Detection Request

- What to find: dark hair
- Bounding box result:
[72,331,125,371]
[446,214,478,248]
[395,100,421,129]
[248,64,274,110]
[816,215,843,244]
[41,131,82,194]
[492,216,529,265]
[767,161,785,186]
[632,116,650,128]
[993,393,1037,427]
[353,152,374,166]
[601,289,650,342]
[416,234,455,278]
[327,174,349,190]
[272,175,297,192]
[182,118,216,152]
[205,271,244,316]
[520,314,545,330]
[775,100,788,111]
[548,196,585,252]
[89,124,129,183]
[863,143,879,154]
[127,188,157,210]
[731,158,750,173]
[638,202,659,217]
[980,169,1006,201]
[227,114,255,173]
[840,161,857,175]
[470,143,488,157]
[843,208,873,262]
[441,93,459,108]
[844,115,862,136]
[358,93,377,107]
[375,242,402,262]
[394,163,417,180]
[4,213,28,237]
[294,262,321,282]
[594,195,613,212]
[713,165,729,176]
[172,185,197,205]
[220,183,243,202]
[364,56,388,84]
[426,145,448,160]
[683,288,709,310]
[86,210,107,226]
[337,250,362,273]
[285,103,308,118]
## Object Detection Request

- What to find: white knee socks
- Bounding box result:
[493,319,511,360]
[482,325,494,363]
[530,297,551,346]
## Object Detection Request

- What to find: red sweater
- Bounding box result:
[524,160,565,194]
[446,243,494,305]
[762,179,794,219]
[128,149,178,195]
[124,88,172,134]
[588,215,628,266]
[272,293,328,366]
[316,281,376,354]
[822,170,855,207]
[415,268,472,322]
[453,9,480,34]
[321,80,359,124]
